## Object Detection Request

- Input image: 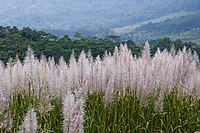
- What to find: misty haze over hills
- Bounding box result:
[0,0,200,42]
[1,0,199,29]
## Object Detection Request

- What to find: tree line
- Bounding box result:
[0,26,199,63]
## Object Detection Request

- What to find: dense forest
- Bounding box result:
[0,26,199,63]
[0,26,141,63]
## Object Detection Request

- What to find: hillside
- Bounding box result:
[113,11,197,34]
[0,0,200,36]
[168,28,200,44]
[117,12,200,44]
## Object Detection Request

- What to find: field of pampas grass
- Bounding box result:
[0,42,200,132]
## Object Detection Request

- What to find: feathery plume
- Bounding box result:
[19,108,38,133]
[63,92,84,133]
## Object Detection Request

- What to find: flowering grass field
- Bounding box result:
[0,42,200,132]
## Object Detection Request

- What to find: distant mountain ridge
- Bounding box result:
[0,0,200,31]
[113,11,198,34]
[116,12,200,44]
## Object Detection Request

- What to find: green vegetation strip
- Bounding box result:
[1,90,200,133]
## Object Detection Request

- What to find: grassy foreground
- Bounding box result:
[0,89,200,133]
[85,91,200,133]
